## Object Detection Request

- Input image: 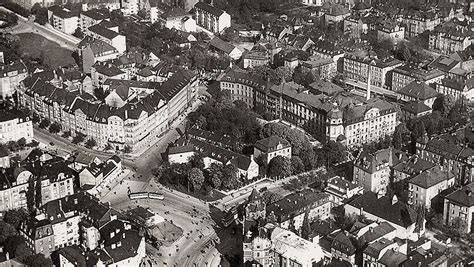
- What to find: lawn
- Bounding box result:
[17,33,76,68]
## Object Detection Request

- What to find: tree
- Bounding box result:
[35,177,42,208]
[259,123,311,155]
[32,113,40,124]
[3,208,28,228]
[48,122,61,134]
[301,211,311,239]
[188,168,204,192]
[0,221,16,243]
[72,27,84,38]
[17,137,26,148]
[33,7,48,25]
[72,132,86,144]
[321,141,346,167]
[291,156,305,175]
[26,177,35,212]
[207,163,223,189]
[62,130,71,138]
[104,143,113,150]
[38,118,50,129]
[267,156,292,178]
[433,94,455,116]
[4,235,32,260]
[222,164,241,190]
[23,253,53,267]
[85,138,97,149]
[123,145,132,153]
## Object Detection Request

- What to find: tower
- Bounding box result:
[326,102,344,142]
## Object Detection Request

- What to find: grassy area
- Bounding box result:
[17,33,76,68]
[151,221,183,247]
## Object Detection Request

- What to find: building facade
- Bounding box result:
[194,2,231,33]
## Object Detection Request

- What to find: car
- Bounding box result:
[259,187,268,192]
[49,142,54,146]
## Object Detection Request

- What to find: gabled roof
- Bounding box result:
[398,80,438,100]
[254,136,290,153]
[346,192,418,228]
[156,69,196,101]
[210,37,238,54]
[194,2,225,17]
[445,182,474,207]
[402,101,431,115]
[331,231,356,255]
[78,36,118,56]
[408,166,453,189]
[88,24,119,40]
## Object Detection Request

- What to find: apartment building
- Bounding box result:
[0,150,75,212]
[0,109,33,144]
[301,57,337,81]
[398,80,438,108]
[90,62,128,87]
[391,65,445,92]
[377,21,405,45]
[219,67,265,109]
[354,147,394,194]
[325,176,364,205]
[435,77,474,101]
[402,10,440,38]
[443,182,474,233]
[345,192,423,240]
[78,37,120,74]
[48,6,80,35]
[408,166,455,210]
[19,216,55,256]
[343,54,403,89]
[266,190,331,231]
[416,131,474,185]
[121,0,139,15]
[79,155,122,196]
[80,9,109,31]
[429,24,472,55]
[85,24,126,54]
[0,56,28,99]
[194,2,231,33]
[21,70,196,153]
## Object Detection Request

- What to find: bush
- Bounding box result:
[85,138,96,149]
[48,122,61,134]
[72,132,86,144]
[62,130,71,138]
[123,145,132,153]
[38,119,50,129]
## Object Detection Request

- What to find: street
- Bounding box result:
[33,97,219,266]
[0,6,79,50]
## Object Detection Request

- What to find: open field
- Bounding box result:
[17,33,76,68]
